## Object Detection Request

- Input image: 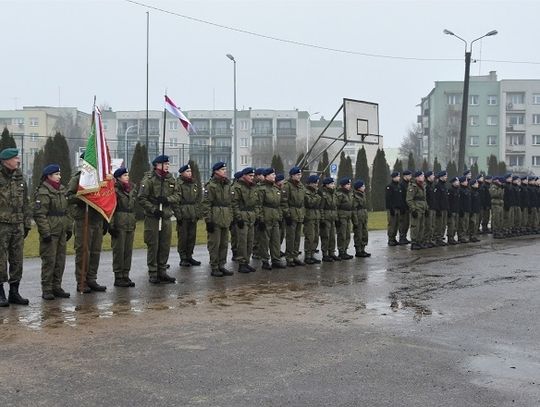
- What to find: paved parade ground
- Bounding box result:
[1,231,539,406]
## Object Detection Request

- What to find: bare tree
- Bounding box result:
[399,123,422,167]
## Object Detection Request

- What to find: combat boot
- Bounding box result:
[219,267,234,276]
[158,273,176,283]
[179,259,192,267]
[410,242,422,250]
[293,259,305,266]
[312,257,321,264]
[8,282,29,305]
[387,239,399,246]
[356,249,371,258]
[339,251,353,260]
[286,260,296,267]
[398,237,410,245]
[0,284,9,307]
[211,269,224,277]
[42,292,55,301]
[272,261,287,269]
[261,261,272,270]
[114,277,131,287]
[52,288,71,298]
[331,254,342,261]
[322,256,334,262]
[246,264,257,272]
[188,258,201,266]
[304,257,316,265]
[87,280,107,291]
[238,264,251,274]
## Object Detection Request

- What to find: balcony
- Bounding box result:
[506,102,526,111]
[505,124,525,132]
[276,128,297,137]
[505,145,526,154]
[251,128,273,137]
[212,128,232,136]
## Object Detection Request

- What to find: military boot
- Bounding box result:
[219,267,234,276]
[42,292,55,300]
[211,269,224,277]
[114,276,131,287]
[322,255,334,262]
[8,282,29,305]
[304,257,316,265]
[331,254,342,261]
[188,258,201,266]
[293,259,305,266]
[158,272,176,283]
[339,251,353,260]
[87,280,107,291]
[238,264,251,274]
[261,261,272,270]
[410,242,422,250]
[246,264,257,272]
[0,284,9,307]
[272,261,287,269]
[179,259,192,267]
[52,288,71,298]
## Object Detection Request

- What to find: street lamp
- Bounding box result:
[124,124,138,167]
[444,28,498,173]
[226,53,237,173]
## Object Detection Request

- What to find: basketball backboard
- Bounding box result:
[343,98,381,145]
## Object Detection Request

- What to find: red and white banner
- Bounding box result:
[165,95,194,133]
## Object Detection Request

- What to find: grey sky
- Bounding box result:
[2,0,539,147]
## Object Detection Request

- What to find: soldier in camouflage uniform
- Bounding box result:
[231,167,258,273]
[503,174,514,237]
[433,171,449,246]
[489,177,504,238]
[335,177,354,260]
[281,166,306,267]
[423,171,436,248]
[251,168,265,260]
[33,164,73,299]
[275,173,286,254]
[303,175,321,264]
[175,164,201,268]
[468,179,481,242]
[457,177,471,243]
[202,162,234,277]
[319,177,340,262]
[385,171,402,246]
[0,148,31,306]
[229,170,243,261]
[479,175,492,234]
[447,176,460,245]
[137,155,178,284]
[109,167,136,287]
[352,179,370,257]
[406,171,428,250]
[512,176,522,235]
[398,170,413,244]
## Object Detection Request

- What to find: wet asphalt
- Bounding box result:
[0,231,539,406]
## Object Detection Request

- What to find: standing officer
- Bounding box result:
[175,164,201,268]
[34,164,72,300]
[275,173,286,253]
[385,171,402,246]
[352,179,370,257]
[303,174,321,264]
[281,166,306,267]
[230,170,243,261]
[469,179,481,242]
[252,168,266,260]
[433,171,449,246]
[256,168,285,270]
[489,177,505,239]
[319,177,340,262]
[109,167,136,287]
[520,176,530,234]
[457,177,471,243]
[447,176,460,245]
[398,170,412,244]
[406,171,427,250]
[335,177,354,260]
[202,162,233,277]
[67,152,107,293]
[231,167,258,273]
[137,154,178,284]
[424,171,436,248]
[512,176,522,235]
[479,175,492,234]
[503,174,514,237]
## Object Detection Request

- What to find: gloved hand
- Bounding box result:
[42,235,52,244]
[237,219,245,229]
[102,221,109,235]
[257,221,266,232]
[389,208,395,217]
[335,220,342,228]
[285,216,293,226]
[425,210,430,217]
[24,227,31,239]
[206,221,216,233]
[109,229,119,238]
[66,230,73,241]
[153,209,163,219]
[411,211,418,219]
[156,196,168,205]
[436,210,441,218]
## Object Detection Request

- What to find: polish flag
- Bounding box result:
[165,95,194,133]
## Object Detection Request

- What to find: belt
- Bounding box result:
[47,211,66,216]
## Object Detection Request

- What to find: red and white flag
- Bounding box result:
[165,95,194,133]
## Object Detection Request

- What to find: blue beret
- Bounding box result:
[262,167,275,176]
[178,164,190,173]
[255,167,264,176]
[504,173,512,179]
[275,173,285,182]
[242,167,255,175]
[391,171,400,178]
[528,175,535,181]
[354,179,364,189]
[322,177,335,185]
[289,166,301,176]
[476,174,484,180]
[512,175,519,181]
[152,154,169,165]
[485,175,493,180]
[0,148,19,160]
[234,171,243,180]
[307,175,319,184]
[212,161,226,172]
[470,179,478,186]
[339,177,351,186]
[414,170,423,178]
[113,167,128,178]
[436,170,447,178]
[463,170,471,176]
[42,164,60,177]
[520,176,527,181]
[402,170,412,176]
[425,171,433,178]
[459,176,467,183]
[451,176,459,183]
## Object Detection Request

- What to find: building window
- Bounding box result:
[533,156,540,166]
[191,119,210,135]
[533,94,540,105]
[533,114,540,125]
[469,136,479,146]
[240,137,249,147]
[507,114,525,126]
[169,121,178,131]
[169,138,178,147]
[14,118,24,126]
[508,134,525,146]
[469,115,479,126]
[29,117,39,127]
[469,95,479,106]
[468,156,478,166]
[240,155,249,165]
[447,94,461,105]
[214,138,231,147]
[487,95,498,105]
[486,116,498,126]
[170,155,177,165]
[487,135,497,146]
[507,155,524,167]
[240,120,249,131]
[508,92,525,105]
[533,135,540,145]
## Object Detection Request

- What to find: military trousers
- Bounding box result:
[353,217,368,252]
[236,222,254,265]
[40,232,67,292]
[320,219,337,256]
[491,206,504,235]
[177,219,197,261]
[207,226,229,270]
[279,220,286,246]
[409,212,425,244]
[285,220,302,261]
[230,222,238,255]
[481,208,491,231]
[0,222,24,284]
[260,221,281,263]
[387,210,399,240]
[458,213,470,240]
[513,207,521,231]
[74,218,103,284]
[423,210,435,243]
[303,219,320,259]
[447,213,458,240]
[468,213,479,239]
[530,208,538,229]
[521,208,528,231]
[503,208,514,233]
[336,218,352,253]
[144,216,172,277]
[111,230,135,278]
[434,210,448,242]
[398,209,410,240]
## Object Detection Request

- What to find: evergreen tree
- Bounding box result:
[433,157,442,174]
[129,142,150,187]
[421,158,429,172]
[43,137,55,167]
[355,146,371,210]
[0,127,17,151]
[392,158,403,173]
[345,156,353,178]
[487,154,498,175]
[407,151,416,171]
[271,154,284,174]
[321,150,330,178]
[337,152,347,180]
[471,162,479,178]
[31,149,44,192]
[371,149,390,211]
[497,161,507,175]
[53,132,72,185]
[446,161,458,179]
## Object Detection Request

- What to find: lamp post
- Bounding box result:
[226,53,237,173]
[443,29,498,173]
[124,124,138,167]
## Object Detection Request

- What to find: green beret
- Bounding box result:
[0,148,19,160]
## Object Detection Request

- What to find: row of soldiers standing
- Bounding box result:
[385,169,540,249]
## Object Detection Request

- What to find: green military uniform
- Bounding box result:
[257,179,283,266]
[352,188,369,256]
[175,176,201,266]
[281,178,306,265]
[137,169,179,282]
[489,181,504,238]
[335,183,353,259]
[319,184,338,261]
[0,158,32,305]
[303,183,321,263]
[202,175,233,274]
[110,180,136,286]
[231,177,258,271]
[33,178,72,296]
[406,179,428,249]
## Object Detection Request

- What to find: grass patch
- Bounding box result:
[24,212,387,258]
